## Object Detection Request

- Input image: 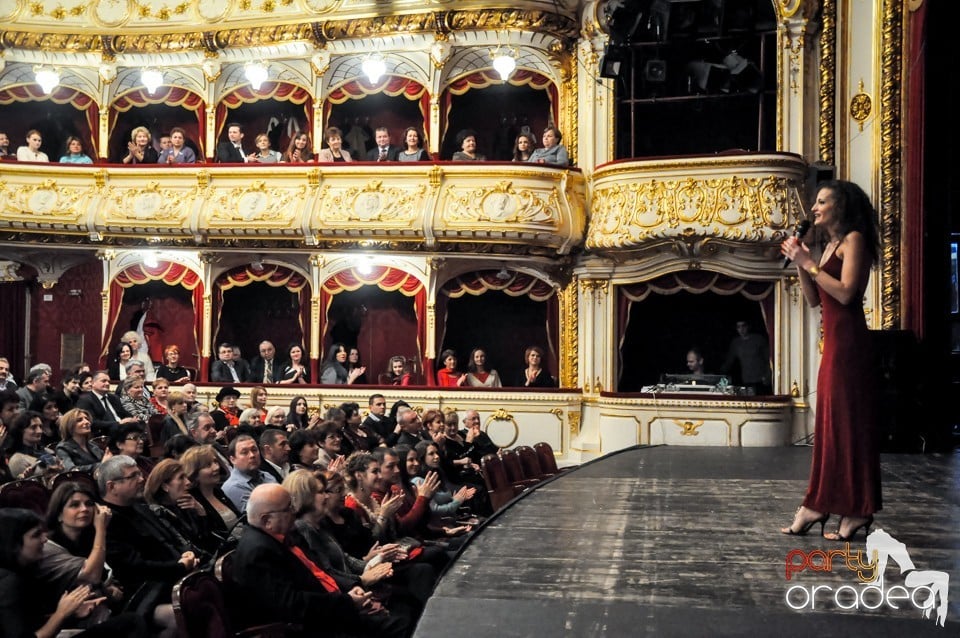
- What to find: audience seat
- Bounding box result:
[147,414,166,457]
[480,453,526,512]
[89,435,111,451]
[173,568,288,638]
[212,550,299,636]
[51,469,99,495]
[499,449,540,489]
[0,478,51,515]
[516,445,553,480]
[534,441,569,475]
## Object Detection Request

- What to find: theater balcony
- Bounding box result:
[0,162,585,255]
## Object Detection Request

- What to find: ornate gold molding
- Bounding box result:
[849,79,871,132]
[880,0,903,329]
[818,0,836,166]
[558,277,578,388]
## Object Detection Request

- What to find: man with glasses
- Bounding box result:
[231,483,408,637]
[99,455,200,624]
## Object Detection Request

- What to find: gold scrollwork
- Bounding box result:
[318,180,424,225]
[103,181,190,224]
[850,80,872,132]
[567,410,580,438]
[208,180,300,223]
[675,419,703,436]
[443,181,558,226]
[558,280,578,387]
[0,179,87,221]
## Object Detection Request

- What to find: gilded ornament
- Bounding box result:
[850,80,872,132]
[444,181,558,225]
[676,419,703,436]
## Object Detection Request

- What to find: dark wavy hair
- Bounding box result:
[813,179,880,265]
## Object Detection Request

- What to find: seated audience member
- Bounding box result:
[157,127,196,164]
[52,372,81,414]
[1,387,21,426]
[215,122,247,163]
[115,360,150,399]
[16,366,50,411]
[465,347,502,387]
[315,420,345,470]
[149,377,170,415]
[0,356,17,391]
[231,483,408,637]
[412,440,480,525]
[384,355,413,386]
[686,347,706,377]
[122,126,159,164]
[4,410,63,482]
[259,429,291,483]
[163,434,198,460]
[515,345,557,387]
[181,444,242,542]
[339,402,384,456]
[421,409,446,446]
[512,132,536,162]
[76,371,137,436]
[288,428,321,471]
[317,126,353,162]
[250,340,279,384]
[460,409,500,464]
[280,343,311,384]
[155,345,193,384]
[283,132,315,163]
[343,452,403,542]
[366,126,400,161]
[210,385,242,431]
[321,343,366,384]
[388,445,442,538]
[119,330,156,381]
[0,507,147,638]
[0,131,13,159]
[107,342,134,382]
[144,459,217,557]
[99,455,199,631]
[181,382,203,416]
[55,408,107,473]
[394,408,425,448]
[266,406,288,430]
[435,348,467,387]
[109,422,156,477]
[159,390,190,443]
[59,135,93,164]
[30,393,63,447]
[158,133,172,153]
[248,386,269,422]
[118,375,157,425]
[398,126,431,161]
[184,411,222,448]
[222,434,278,511]
[451,129,485,161]
[347,348,368,385]
[211,342,250,383]
[438,410,478,480]
[527,126,569,166]
[363,394,398,445]
[16,129,49,162]
[247,133,282,163]
[285,395,318,430]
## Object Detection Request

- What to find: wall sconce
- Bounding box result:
[355,256,374,275]
[34,67,61,94]
[361,54,386,84]
[244,62,269,90]
[491,47,517,81]
[141,68,164,95]
[142,251,159,268]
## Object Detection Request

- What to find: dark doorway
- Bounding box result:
[327,93,425,159]
[216,283,303,366]
[442,84,552,161]
[110,103,201,162]
[109,281,197,368]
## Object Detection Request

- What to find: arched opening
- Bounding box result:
[321,267,426,384]
[324,77,429,159]
[109,88,204,162]
[617,273,774,392]
[213,265,310,380]
[0,86,98,161]
[216,82,312,160]
[438,271,558,387]
[441,71,555,161]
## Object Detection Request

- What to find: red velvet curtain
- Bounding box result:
[324,77,430,139]
[0,86,99,157]
[100,262,203,368]
[110,87,205,157]
[213,265,310,380]
[320,267,426,383]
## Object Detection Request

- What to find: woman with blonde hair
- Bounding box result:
[121,125,158,164]
[248,386,269,422]
[247,133,282,163]
[144,459,215,557]
[159,390,189,444]
[55,408,108,473]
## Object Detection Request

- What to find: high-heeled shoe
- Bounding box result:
[823,515,873,541]
[780,512,830,536]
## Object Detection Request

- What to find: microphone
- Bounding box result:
[782,219,811,268]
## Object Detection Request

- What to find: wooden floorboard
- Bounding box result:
[414,446,960,637]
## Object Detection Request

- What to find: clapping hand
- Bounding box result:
[347,367,366,383]
[416,471,441,499]
[453,485,476,503]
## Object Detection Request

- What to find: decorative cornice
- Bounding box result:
[818,0,836,166]
[879,0,903,329]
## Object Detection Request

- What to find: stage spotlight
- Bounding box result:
[723,51,763,93]
[644,59,667,83]
[686,60,727,93]
[496,267,511,281]
[599,45,627,79]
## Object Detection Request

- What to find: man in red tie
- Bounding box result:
[230,483,409,637]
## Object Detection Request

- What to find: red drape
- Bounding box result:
[0,85,99,157]
[215,82,312,144]
[323,77,430,139]
[320,266,426,383]
[100,262,203,369]
[110,87,205,157]
[903,2,926,336]
[213,265,310,379]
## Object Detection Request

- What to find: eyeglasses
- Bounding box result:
[113,470,142,482]
[125,435,146,441]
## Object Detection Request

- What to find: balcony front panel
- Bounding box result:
[0,162,586,254]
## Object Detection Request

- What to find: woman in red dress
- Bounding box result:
[779,180,882,540]
[435,349,466,387]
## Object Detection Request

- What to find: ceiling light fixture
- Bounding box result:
[141,68,164,95]
[244,62,269,90]
[491,47,518,81]
[34,67,61,95]
[361,54,386,84]
[143,251,159,268]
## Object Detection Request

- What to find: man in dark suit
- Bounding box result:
[364,127,400,161]
[215,122,248,163]
[248,340,278,384]
[77,370,138,436]
[230,483,408,637]
[258,429,290,483]
[210,342,250,383]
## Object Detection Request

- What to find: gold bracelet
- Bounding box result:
[807,265,820,277]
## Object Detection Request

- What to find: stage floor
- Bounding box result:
[414,446,959,637]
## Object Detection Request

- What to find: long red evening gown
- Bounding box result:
[802,251,882,517]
